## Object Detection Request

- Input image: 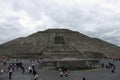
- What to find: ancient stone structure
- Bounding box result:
[0,29,120,69]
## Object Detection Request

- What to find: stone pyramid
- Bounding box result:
[0,29,120,59]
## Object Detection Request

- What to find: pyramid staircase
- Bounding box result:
[40,29,84,59]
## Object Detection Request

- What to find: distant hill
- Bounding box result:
[0,29,120,58]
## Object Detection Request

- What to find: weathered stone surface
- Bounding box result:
[0,29,120,58]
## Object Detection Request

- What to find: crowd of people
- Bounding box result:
[101,57,120,74]
[113,57,120,62]
[1,57,120,80]
[58,67,86,80]
[58,67,69,77]
[0,59,39,80]
[0,58,87,80]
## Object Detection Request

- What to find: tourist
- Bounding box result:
[12,63,15,71]
[0,69,4,74]
[60,71,63,77]
[64,69,69,77]
[111,65,116,73]
[34,73,39,80]
[16,62,25,74]
[101,63,104,68]
[16,63,19,70]
[16,62,22,70]
[31,65,39,80]
[28,66,33,74]
[21,66,25,74]
[32,63,37,75]
[83,77,86,80]
[8,67,13,79]
[3,60,7,66]
[111,69,114,73]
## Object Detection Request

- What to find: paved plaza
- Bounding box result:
[0,59,120,80]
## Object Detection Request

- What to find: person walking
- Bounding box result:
[83,77,86,80]
[16,63,19,70]
[64,69,69,77]
[8,67,13,80]
[34,73,39,80]
[3,61,7,66]
[60,71,63,77]
[0,69,4,74]
[28,66,33,74]
[21,66,25,74]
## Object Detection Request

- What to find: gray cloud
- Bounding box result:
[0,0,120,46]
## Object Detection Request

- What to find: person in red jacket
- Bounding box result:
[64,69,69,77]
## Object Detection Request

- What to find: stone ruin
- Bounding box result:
[0,29,120,69]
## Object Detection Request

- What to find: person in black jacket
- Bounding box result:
[83,77,86,80]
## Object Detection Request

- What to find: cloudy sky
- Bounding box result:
[0,0,120,46]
